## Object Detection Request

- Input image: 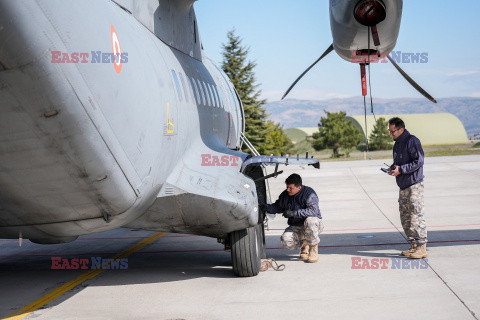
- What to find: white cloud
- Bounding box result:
[468,92,480,98]
[448,70,480,77]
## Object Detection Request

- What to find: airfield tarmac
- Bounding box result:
[1,155,480,320]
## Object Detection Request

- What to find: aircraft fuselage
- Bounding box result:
[0,0,259,243]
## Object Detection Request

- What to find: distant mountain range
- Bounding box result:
[265,97,480,136]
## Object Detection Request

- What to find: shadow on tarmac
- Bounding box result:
[0,228,479,317]
[268,228,480,260]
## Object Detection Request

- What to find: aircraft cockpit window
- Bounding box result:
[212,85,219,108]
[171,70,183,102]
[206,84,214,107]
[228,88,236,109]
[178,73,189,103]
[196,79,206,106]
[223,87,231,109]
[213,86,223,108]
[202,81,211,106]
[208,84,217,108]
[232,88,244,131]
[186,76,196,105]
[190,77,200,105]
[216,85,224,108]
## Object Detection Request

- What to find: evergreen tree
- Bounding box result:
[264,121,294,155]
[369,117,393,151]
[312,111,363,158]
[221,30,292,154]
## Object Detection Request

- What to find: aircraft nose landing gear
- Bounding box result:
[229,219,266,277]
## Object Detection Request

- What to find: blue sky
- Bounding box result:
[195,0,480,102]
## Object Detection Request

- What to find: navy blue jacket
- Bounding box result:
[267,185,322,226]
[393,129,425,190]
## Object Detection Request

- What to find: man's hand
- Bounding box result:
[283,210,296,218]
[390,165,401,176]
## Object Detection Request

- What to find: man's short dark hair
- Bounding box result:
[388,117,405,129]
[285,174,302,187]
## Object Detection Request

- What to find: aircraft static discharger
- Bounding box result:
[0,0,319,277]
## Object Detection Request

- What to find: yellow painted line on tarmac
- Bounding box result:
[3,232,166,320]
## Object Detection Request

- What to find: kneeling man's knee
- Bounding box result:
[281,233,298,250]
[304,217,320,228]
[304,217,321,246]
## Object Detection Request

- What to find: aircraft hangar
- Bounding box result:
[290,113,469,146]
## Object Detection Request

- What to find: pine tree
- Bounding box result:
[221,30,292,155]
[264,121,294,155]
[311,111,363,158]
[369,117,393,151]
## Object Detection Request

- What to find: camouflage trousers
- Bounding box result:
[399,181,427,244]
[281,217,324,250]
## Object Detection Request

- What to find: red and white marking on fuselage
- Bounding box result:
[111,24,122,74]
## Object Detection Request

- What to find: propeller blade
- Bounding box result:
[387,55,437,103]
[281,44,334,100]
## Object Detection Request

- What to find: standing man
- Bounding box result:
[388,117,427,259]
[265,174,323,263]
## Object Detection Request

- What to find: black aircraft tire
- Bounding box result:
[230,226,261,277]
[255,222,266,259]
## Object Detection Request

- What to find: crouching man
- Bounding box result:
[266,174,324,263]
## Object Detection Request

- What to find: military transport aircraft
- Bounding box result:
[0,0,430,277]
[282,0,437,105]
[0,0,320,277]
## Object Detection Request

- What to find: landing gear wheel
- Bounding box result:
[230,226,261,277]
[255,221,266,259]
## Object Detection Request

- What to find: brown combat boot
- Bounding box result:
[409,244,428,259]
[307,245,318,263]
[401,243,417,257]
[299,241,309,260]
